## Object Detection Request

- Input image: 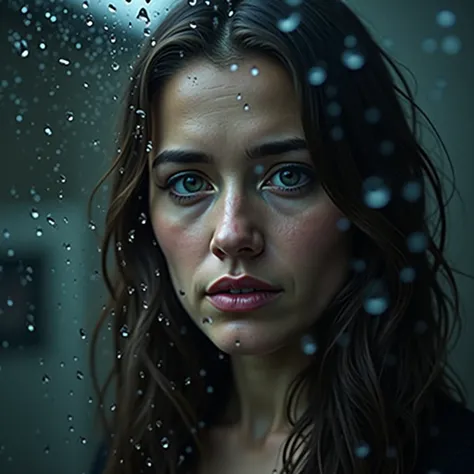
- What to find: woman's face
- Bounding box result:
[149,55,350,355]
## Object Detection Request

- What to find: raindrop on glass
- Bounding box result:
[400,267,416,283]
[441,35,462,55]
[300,335,317,355]
[30,208,40,219]
[250,66,260,76]
[363,177,391,209]
[436,10,456,28]
[277,12,301,33]
[355,442,371,458]
[342,51,365,70]
[308,67,328,86]
[230,63,239,72]
[201,317,213,325]
[161,437,170,449]
[401,181,422,202]
[46,215,57,228]
[421,38,438,54]
[407,232,427,253]
[235,340,241,347]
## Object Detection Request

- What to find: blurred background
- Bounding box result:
[0,0,472,473]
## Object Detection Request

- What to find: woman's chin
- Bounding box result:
[204,323,288,356]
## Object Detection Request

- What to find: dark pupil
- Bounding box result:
[280,170,299,186]
[184,176,202,192]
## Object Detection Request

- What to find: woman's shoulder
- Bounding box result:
[414,395,474,473]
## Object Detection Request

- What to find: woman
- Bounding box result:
[88,0,474,473]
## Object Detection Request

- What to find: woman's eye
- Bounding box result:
[269,166,311,188]
[264,165,315,192]
[171,174,209,195]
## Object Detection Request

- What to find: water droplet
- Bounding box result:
[342,50,366,70]
[300,335,317,355]
[44,126,53,136]
[336,217,351,231]
[136,7,151,24]
[16,39,29,57]
[66,112,74,122]
[401,181,422,202]
[30,208,40,219]
[36,227,43,237]
[355,442,371,458]
[46,215,57,228]
[407,232,427,253]
[230,63,239,72]
[120,325,130,338]
[76,370,84,380]
[88,221,96,231]
[243,103,250,111]
[250,66,260,76]
[365,107,381,124]
[111,62,120,71]
[189,21,197,29]
[58,58,70,66]
[421,38,438,54]
[363,280,389,315]
[184,377,191,386]
[179,290,185,296]
[236,93,242,101]
[277,12,301,32]
[201,317,213,325]
[108,4,117,13]
[235,339,241,347]
[139,212,147,224]
[308,66,327,86]
[79,328,87,340]
[436,10,456,28]
[400,267,416,283]
[363,177,391,209]
[161,437,170,449]
[188,0,197,5]
[441,35,462,55]
[42,374,50,384]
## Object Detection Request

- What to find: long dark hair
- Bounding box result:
[88,1,469,473]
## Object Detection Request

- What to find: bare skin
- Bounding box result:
[149,55,350,472]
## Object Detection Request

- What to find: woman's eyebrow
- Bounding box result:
[151,137,308,168]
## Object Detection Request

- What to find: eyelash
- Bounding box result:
[158,164,316,204]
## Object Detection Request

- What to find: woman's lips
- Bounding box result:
[206,290,282,312]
